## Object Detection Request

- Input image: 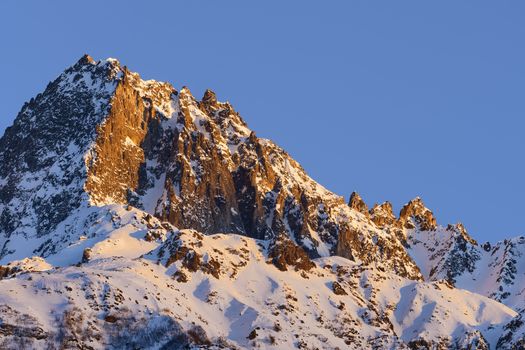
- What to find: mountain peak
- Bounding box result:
[72,55,121,72]
[399,197,437,231]
[370,201,397,228]
[202,89,218,106]
[1,55,525,349]
[77,53,95,66]
[348,191,369,217]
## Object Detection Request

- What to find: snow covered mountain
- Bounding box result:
[0,55,524,349]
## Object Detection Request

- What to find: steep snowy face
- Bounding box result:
[404,228,525,348]
[453,236,525,310]
[406,223,481,283]
[498,306,525,349]
[406,215,525,311]
[0,56,121,253]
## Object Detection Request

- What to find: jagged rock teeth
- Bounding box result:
[348,192,369,217]
[201,89,217,106]
[399,197,437,231]
[369,201,397,228]
[199,89,221,117]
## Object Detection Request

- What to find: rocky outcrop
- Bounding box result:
[369,201,397,228]
[85,66,176,205]
[151,87,246,235]
[268,235,316,272]
[0,305,48,342]
[0,54,515,290]
[447,222,477,245]
[157,230,222,279]
[406,221,481,284]
[483,237,525,304]
[348,192,369,217]
[336,224,422,280]
[0,266,13,279]
[399,197,437,231]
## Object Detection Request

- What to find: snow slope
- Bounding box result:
[0,222,517,349]
[407,225,525,312]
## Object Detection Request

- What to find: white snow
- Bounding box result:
[0,224,516,349]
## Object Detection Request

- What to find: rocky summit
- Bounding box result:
[0,55,524,349]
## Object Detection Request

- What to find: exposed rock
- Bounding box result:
[336,224,423,280]
[0,265,13,279]
[348,192,369,217]
[81,248,92,263]
[268,235,315,272]
[78,53,95,65]
[369,201,397,228]
[158,230,241,280]
[456,330,489,350]
[399,197,437,231]
[498,308,525,349]
[173,270,188,283]
[0,55,429,281]
[104,314,118,323]
[407,221,481,284]
[332,281,347,295]
[0,305,48,343]
[0,56,120,242]
[0,323,47,340]
[0,54,523,350]
[200,89,218,110]
[187,325,211,346]
[447,222,477,245]
[85,67,175,205]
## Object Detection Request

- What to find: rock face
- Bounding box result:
[0,55,422,280]
[399,197,437,231]
[369,201,397,228]
[348,191,369,217]
[85,66,176,206]
[1,55,525,349]
[268,235,316,272]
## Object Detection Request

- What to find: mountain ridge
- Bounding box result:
[0,55,524,349]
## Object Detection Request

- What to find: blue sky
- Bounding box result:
[1,1,524,242]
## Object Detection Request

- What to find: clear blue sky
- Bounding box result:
[1,1,524,242]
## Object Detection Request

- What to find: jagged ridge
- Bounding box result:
[0,55,524,349]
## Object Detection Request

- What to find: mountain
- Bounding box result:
[0,55,523,349]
